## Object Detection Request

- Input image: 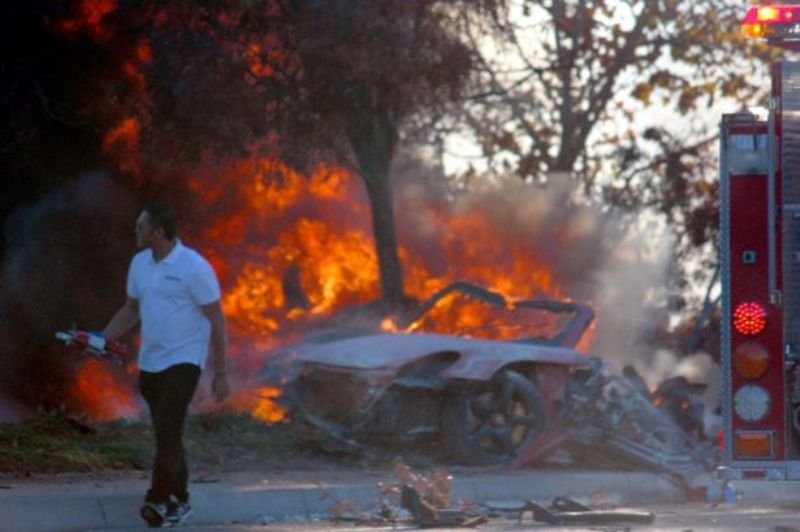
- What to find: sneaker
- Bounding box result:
[164,498,192,527]
[140,501,168,528]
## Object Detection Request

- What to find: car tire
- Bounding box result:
[442,369,547,466]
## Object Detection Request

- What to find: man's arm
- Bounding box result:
[201,300,230,402]
[102,297,140,341]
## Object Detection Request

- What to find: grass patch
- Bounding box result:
[182,411,304,471]
[0,410,302,476]
[0,411,150,474]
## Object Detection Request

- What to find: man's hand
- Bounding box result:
[202,301,229,403]
[212,373,230,402]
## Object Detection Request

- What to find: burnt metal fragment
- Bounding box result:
[518,498,655,526]
[400,485,488,528]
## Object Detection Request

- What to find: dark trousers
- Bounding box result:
[139,363,201,504]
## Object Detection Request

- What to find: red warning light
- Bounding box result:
[742,5,800,40]
[757,7,780,22]
[733,302,767,336]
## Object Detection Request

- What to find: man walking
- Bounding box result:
[102,202,230,527]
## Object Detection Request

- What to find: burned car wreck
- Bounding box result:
[266,281,717,480]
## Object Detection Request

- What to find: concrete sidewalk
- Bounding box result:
[0,467,795,532]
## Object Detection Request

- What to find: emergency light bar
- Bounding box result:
[742,5,800,41]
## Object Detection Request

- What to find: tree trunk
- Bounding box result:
[362,164,405,307]
[346,95,406,308]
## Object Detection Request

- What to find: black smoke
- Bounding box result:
[0,173,138,415]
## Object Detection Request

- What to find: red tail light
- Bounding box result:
[733,301,767,336]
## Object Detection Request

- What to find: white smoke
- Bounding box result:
[392,152,713,390]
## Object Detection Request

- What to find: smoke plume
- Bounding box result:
[0,172,138,418]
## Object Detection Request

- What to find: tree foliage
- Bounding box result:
[96,0,502,306]
[449,0,777,346]
[0,1,139,252]
[458,0,774,181]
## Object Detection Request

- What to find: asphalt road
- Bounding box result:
[90,501,800,531]
[13,466,800,531]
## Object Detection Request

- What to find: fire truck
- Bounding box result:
[719,4,800,481]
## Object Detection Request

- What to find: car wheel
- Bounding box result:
[443,369,547,465]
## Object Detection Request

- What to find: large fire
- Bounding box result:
[68,152,585,422]
[57,3,590,423]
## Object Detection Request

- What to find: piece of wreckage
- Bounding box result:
[265,281,718,481]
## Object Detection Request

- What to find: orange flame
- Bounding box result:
[381,317,400,332]
[55,0,118,41]
[225,386,287,423]
[71,359,138,420]
[102,117,141,177]
[242,30,298,80]
[193,157,379,343]
[251,386,287,423]
[123,39,152,88]
[406,292,567,341]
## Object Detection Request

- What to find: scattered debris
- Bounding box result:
[401,484,488,528]
[326,459,489,528]
[378,459,453,509]
[190,476,221,484]
[518,497,655,526]
[550,358,718,483]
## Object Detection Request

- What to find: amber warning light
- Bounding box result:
[734,430,774,459]
[742,5,800,39]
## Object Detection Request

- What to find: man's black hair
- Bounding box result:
[144,202,178,240]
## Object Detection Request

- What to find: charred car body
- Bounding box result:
[267,282,716,479]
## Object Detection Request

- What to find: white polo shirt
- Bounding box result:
[127,240,221,372]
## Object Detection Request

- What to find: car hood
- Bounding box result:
[295,332,587,380]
